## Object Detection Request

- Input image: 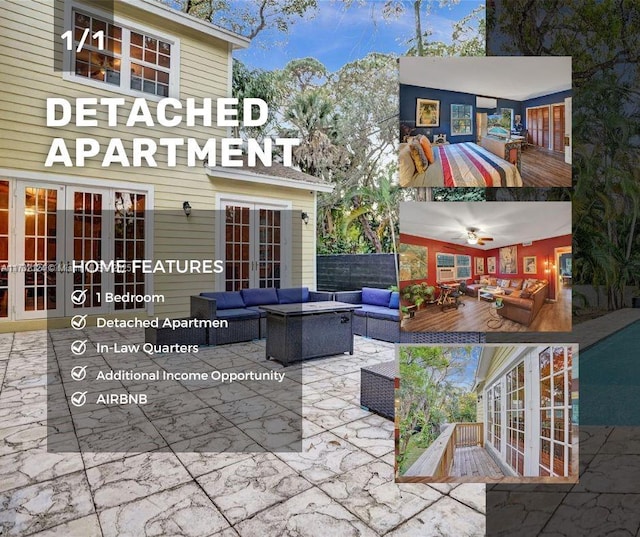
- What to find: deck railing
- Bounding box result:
[404,422,484,478]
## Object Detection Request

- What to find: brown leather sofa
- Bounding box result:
[466,277,524,298]
[497,280,549,326]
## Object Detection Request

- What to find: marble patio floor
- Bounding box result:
[0,329,486,537]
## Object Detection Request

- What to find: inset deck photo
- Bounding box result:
[398,57,572,187]
[399,201,572,332]
[395,344,578,483]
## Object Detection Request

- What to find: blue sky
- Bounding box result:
[235,0,483,72]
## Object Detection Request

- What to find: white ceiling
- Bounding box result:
[400,202,572,250]
[399,57,572,101]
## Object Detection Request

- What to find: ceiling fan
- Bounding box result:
[465,227,494,246]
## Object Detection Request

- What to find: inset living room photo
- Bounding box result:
[398,201,572,332]
[398,56,572,187]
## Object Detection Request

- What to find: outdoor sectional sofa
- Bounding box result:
[190,287,333,345]
[334,287,400,343]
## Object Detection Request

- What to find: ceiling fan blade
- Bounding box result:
[480,237,494,241]
[478,240,486,245]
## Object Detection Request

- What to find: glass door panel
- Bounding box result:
[258,208,281,289]
[0,181,9,318]
[16,184,64,318]
[224,204,251,291]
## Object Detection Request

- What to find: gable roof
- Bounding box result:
[207,159,334,192]
[123,0,250,49]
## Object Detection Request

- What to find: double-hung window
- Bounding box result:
[451,104,473,136]
[436,253,471,281]
[66,5,179,98]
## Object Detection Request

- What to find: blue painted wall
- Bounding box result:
[399,85,476,143]
[522,90,573,128]
[400,85,572,141]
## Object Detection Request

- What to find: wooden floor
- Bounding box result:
[451,446,505,478]
[401,286,572,333]
[521,146,571,187]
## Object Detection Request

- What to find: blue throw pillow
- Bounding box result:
[241,288,279,306]
[389,291,400,309]
[277,287,309,304]
[362,287,392,307]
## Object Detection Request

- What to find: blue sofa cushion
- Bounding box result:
[362,287,392,307]
[277,287,309,304]
[241,288,279,307]
[246,306,267,317]
[215,308,260,320]
[367,309,400,321]
[200,291,245,310]
[389,291,400,309]
[357,304,396,317]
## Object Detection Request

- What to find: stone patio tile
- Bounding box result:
[199,354,257,371]
[0,470,94,537]
[598,427,640,454]
[172,428,263,477]
[197,453,313,525]
[303,396,371,430]
[305,373,360,401]
[275,431,374,484]
[152,407,235,444]
[210,529,239,537]
[241,410,321,449]
[579,426,613,455]
[572,454,640,493]
[329,413,395,457]
[427,483,460,494]
[0,447,84,493]
[192,382,260,406]
[485,490,567,536]
[71,405,150,438]
[0,419,75,456]
[300,365,337,383]
[387,496,485,536]
[27,515,102,537]
[213,394,289,425]
[540,493,640,537]
[450,483,487,513]
[140,391,210,421]
[78,421,168,468]
[235,487,378,537]
[99,483,229,537]
[318,459,441,534]
[86,451,192,510]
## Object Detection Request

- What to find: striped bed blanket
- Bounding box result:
[434,142,523,187]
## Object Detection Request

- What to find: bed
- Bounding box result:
[399,141,523,188]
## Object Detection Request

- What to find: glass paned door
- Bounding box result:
[506,361,525,475]
[15,184,64,318]
[221,201,285,291]
[66,188,110,315]
[0,181,9,318]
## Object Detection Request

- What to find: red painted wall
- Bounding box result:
[484,234,571,300]
[399,234,488,290]
[400,233,572,300]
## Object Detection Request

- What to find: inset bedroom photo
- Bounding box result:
[398,57,572,188]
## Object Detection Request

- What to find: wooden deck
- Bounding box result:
[521,146,571,187]
[451,446,505,478]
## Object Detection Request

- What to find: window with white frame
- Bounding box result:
[487,382,502,452]
[69,8,178,98]
[451,104,473,135]
[436,252,471,281]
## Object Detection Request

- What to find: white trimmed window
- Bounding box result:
[436,252,471,281]
[451,104,473,136]
[65,4,179,98]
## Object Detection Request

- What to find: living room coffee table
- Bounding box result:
[260,301,359,365]
[478,286,505,302]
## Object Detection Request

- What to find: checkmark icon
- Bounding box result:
[70,365,88,381]
[71,314,87,330]
[70,391,88,407]
[71,340,87,356]
[71,289,88,305]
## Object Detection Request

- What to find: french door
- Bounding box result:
[2,179,149,321]
[552,104,565,153]
[219,199,290,291]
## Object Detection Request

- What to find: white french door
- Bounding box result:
[219,198,290,291]
[2,178,150,321]
[15,184,65,319]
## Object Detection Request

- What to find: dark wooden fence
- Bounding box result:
[317,254,398,292]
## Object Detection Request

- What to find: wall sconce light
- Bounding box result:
[301,211,310,225]
[183,201,192,217]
